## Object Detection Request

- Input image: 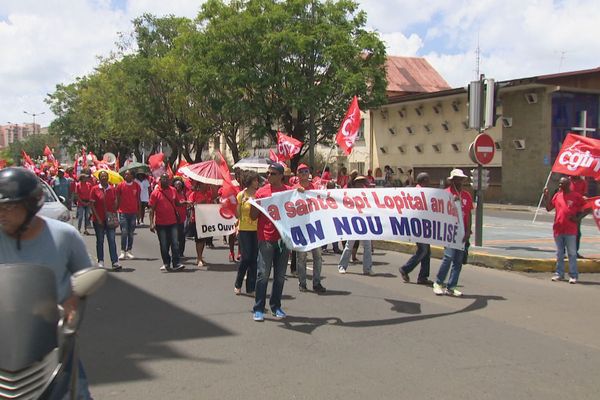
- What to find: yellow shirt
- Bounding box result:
[237,190,257,231]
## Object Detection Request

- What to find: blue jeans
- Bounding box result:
[236,231,258,292]
[254,240,289,313]
[554,234,578,279]
[156,224,180,269]
[93,222,118,265]
[436,247,464,289]
[77,205,91,231]
[297,247,323,286]
[338,240,372,273]
[119,213,137,252]
[401,242,431,281]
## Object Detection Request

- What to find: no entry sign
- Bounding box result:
[470,133,495,165]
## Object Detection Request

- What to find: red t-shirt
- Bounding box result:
[447,186,473,233]
[293,181,316,190]
[90,185,118,222]
[175,189,187,222]
[255,183,290,241]
[116,181,141,214]
[551,190,584,236]
[75,181,92,206]
[188,189,213,222]
[149,186,179,226]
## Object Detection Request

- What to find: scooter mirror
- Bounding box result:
[71,267,107,297]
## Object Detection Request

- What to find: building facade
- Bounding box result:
[0,123,43,149]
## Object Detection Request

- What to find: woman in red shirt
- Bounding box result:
[173,177,188,258]
[90,170,121,270]
[187,181,214,267]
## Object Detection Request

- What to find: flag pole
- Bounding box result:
[532,170,553,223]
[320,142,338,181]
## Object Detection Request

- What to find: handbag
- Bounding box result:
[106,212,119,229]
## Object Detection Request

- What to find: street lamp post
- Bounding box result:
[23,111,45,135]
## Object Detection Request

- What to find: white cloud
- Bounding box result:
[1,0,599,128]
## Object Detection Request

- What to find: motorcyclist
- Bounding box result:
[0,167,94,399]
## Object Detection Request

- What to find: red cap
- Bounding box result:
[297,163,310,173]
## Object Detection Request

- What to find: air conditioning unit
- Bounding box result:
[513,139,526,150]
[502,117,513,128]
[495,141,502,151]
[525,93,538,104]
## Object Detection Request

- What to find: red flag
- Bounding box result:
[148,153,165,171]
[21,150,35,171]
[176,159,189,176]
[335,96,362,155]
[0,159,6,169]
[216,151,240,218]
[552,133,600,179]
[166,163,174,179]
[276,131,303,160]
[584,196,600,231]
[269,149,283,163]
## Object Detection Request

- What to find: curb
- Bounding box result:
[374,240,600,273]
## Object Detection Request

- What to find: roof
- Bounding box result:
[385,56,451,97]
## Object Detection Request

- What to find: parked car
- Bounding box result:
[39,179,71,222]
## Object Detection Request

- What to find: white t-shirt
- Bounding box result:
[136,178,151,202]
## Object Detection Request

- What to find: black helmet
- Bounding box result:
[0,167,43,205]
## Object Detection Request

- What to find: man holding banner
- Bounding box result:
[543,177,585,284]
[250,162,291,322]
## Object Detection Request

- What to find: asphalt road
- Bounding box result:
[78,218,600,400]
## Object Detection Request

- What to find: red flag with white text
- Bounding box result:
[584,196,600,231]
[552,133,600,179]
[335,96,362,155]
[21,150,35,171]
[276,131,303,160]
[216,151,239,218]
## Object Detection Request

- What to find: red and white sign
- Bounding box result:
[276,131,303,160]
[552,133,600,179]
[471,133,495,165]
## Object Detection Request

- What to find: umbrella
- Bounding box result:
[119,161,150,175]
[232,156,272,173]
[179,160,225,185]
[93,169,124,185]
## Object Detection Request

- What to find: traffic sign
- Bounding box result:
[470,133,495,165]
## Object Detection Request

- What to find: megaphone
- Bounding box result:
[103,152,117,165]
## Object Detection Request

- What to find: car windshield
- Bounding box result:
[40,182,57,203]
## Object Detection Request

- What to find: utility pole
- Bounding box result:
[23,110,45,135]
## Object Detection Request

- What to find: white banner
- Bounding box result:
[249,188,465,251]
[194,204,237,238]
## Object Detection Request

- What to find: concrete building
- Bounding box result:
[367,67,600,204]
[0,123,43,149]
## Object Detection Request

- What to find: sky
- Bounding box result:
[1,0,598,127]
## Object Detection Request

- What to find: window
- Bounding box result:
[415,105,424,116]
[441,121,450,132]
[452,101,460,112]
[388,127,397,135]
[495,141,502,151]
[462,120,469,129]
[379,146,388,154]
[433,104,442,114]
[424,124,432,134]
[398,107,406,118]
[397,145,406,154]
[525,93,538,104]
[380,109,388,119]
[414,144,423,153]
[451,143,461,152]
[432,144,442,153]
[501,117,513,128]
[405,126,414,135]
[513,139,526,150]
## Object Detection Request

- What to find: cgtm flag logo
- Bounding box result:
[335,96,362,155]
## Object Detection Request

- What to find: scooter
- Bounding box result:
[0,264,106,400]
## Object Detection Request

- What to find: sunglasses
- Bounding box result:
[266,171,281,176]
[298,169,310,174]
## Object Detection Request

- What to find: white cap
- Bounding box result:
[448,168,468,180]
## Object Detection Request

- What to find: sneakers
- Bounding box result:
[417,279,434,286]
[160,265,169,272]
[253,311,264,322]
[551,274,564,282]
[298,283,309,292]
[112,263,122,271]
[126,251,135,259]
[197,259,204,267]
[399,268,410,283]
[119,252,126,260]
[173,264,185,271]
[363,270,374,276]
[433,282,445,295]
[234,287,242,295]
[569,277,577,284]
[313,283,327,293]
[272,308,287,319]
[444,287,463,297]
[97,261,104,268]
[338,266,347,274]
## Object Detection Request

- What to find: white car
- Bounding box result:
[38,179,71,222]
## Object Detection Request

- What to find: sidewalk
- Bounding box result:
[377,203,600,273]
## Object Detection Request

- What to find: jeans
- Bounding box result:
[177,222,186,256]
[554,234,578,279]
[119,213,137,252]
[156,224,180,269]
[77,205,91,231]
[236,231,258,292]
[254,240,289,313]
[297,247,323,287]
[338,240,372,273]
[401,242,431,281]
[93,222,118,265]
[436,247,464,289]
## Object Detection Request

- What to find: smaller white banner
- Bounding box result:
[194,204,237,238]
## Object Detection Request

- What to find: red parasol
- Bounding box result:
[179,160,225,185]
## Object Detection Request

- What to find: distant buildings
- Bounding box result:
[0,123,44,149]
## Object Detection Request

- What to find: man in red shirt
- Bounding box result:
[250,162,291,321]
[116,170,141,260]
[90,170,121,270]
[149,174,185,272]
[569,175,588,258]
[74,174,93,235]
[433,169,473,297]
[544,176,586,283]
[294,164,326,293]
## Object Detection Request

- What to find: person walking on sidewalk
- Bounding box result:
[544,176,586,284]
[74,173,93,235]
[234,170,259,295]
[250,162,291,321]
[433,169,473,297]
[149,174,185,272]
[294,164,326,293]
[116,170,141,260]
[90,170,121,270]
[399,172,433,285]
